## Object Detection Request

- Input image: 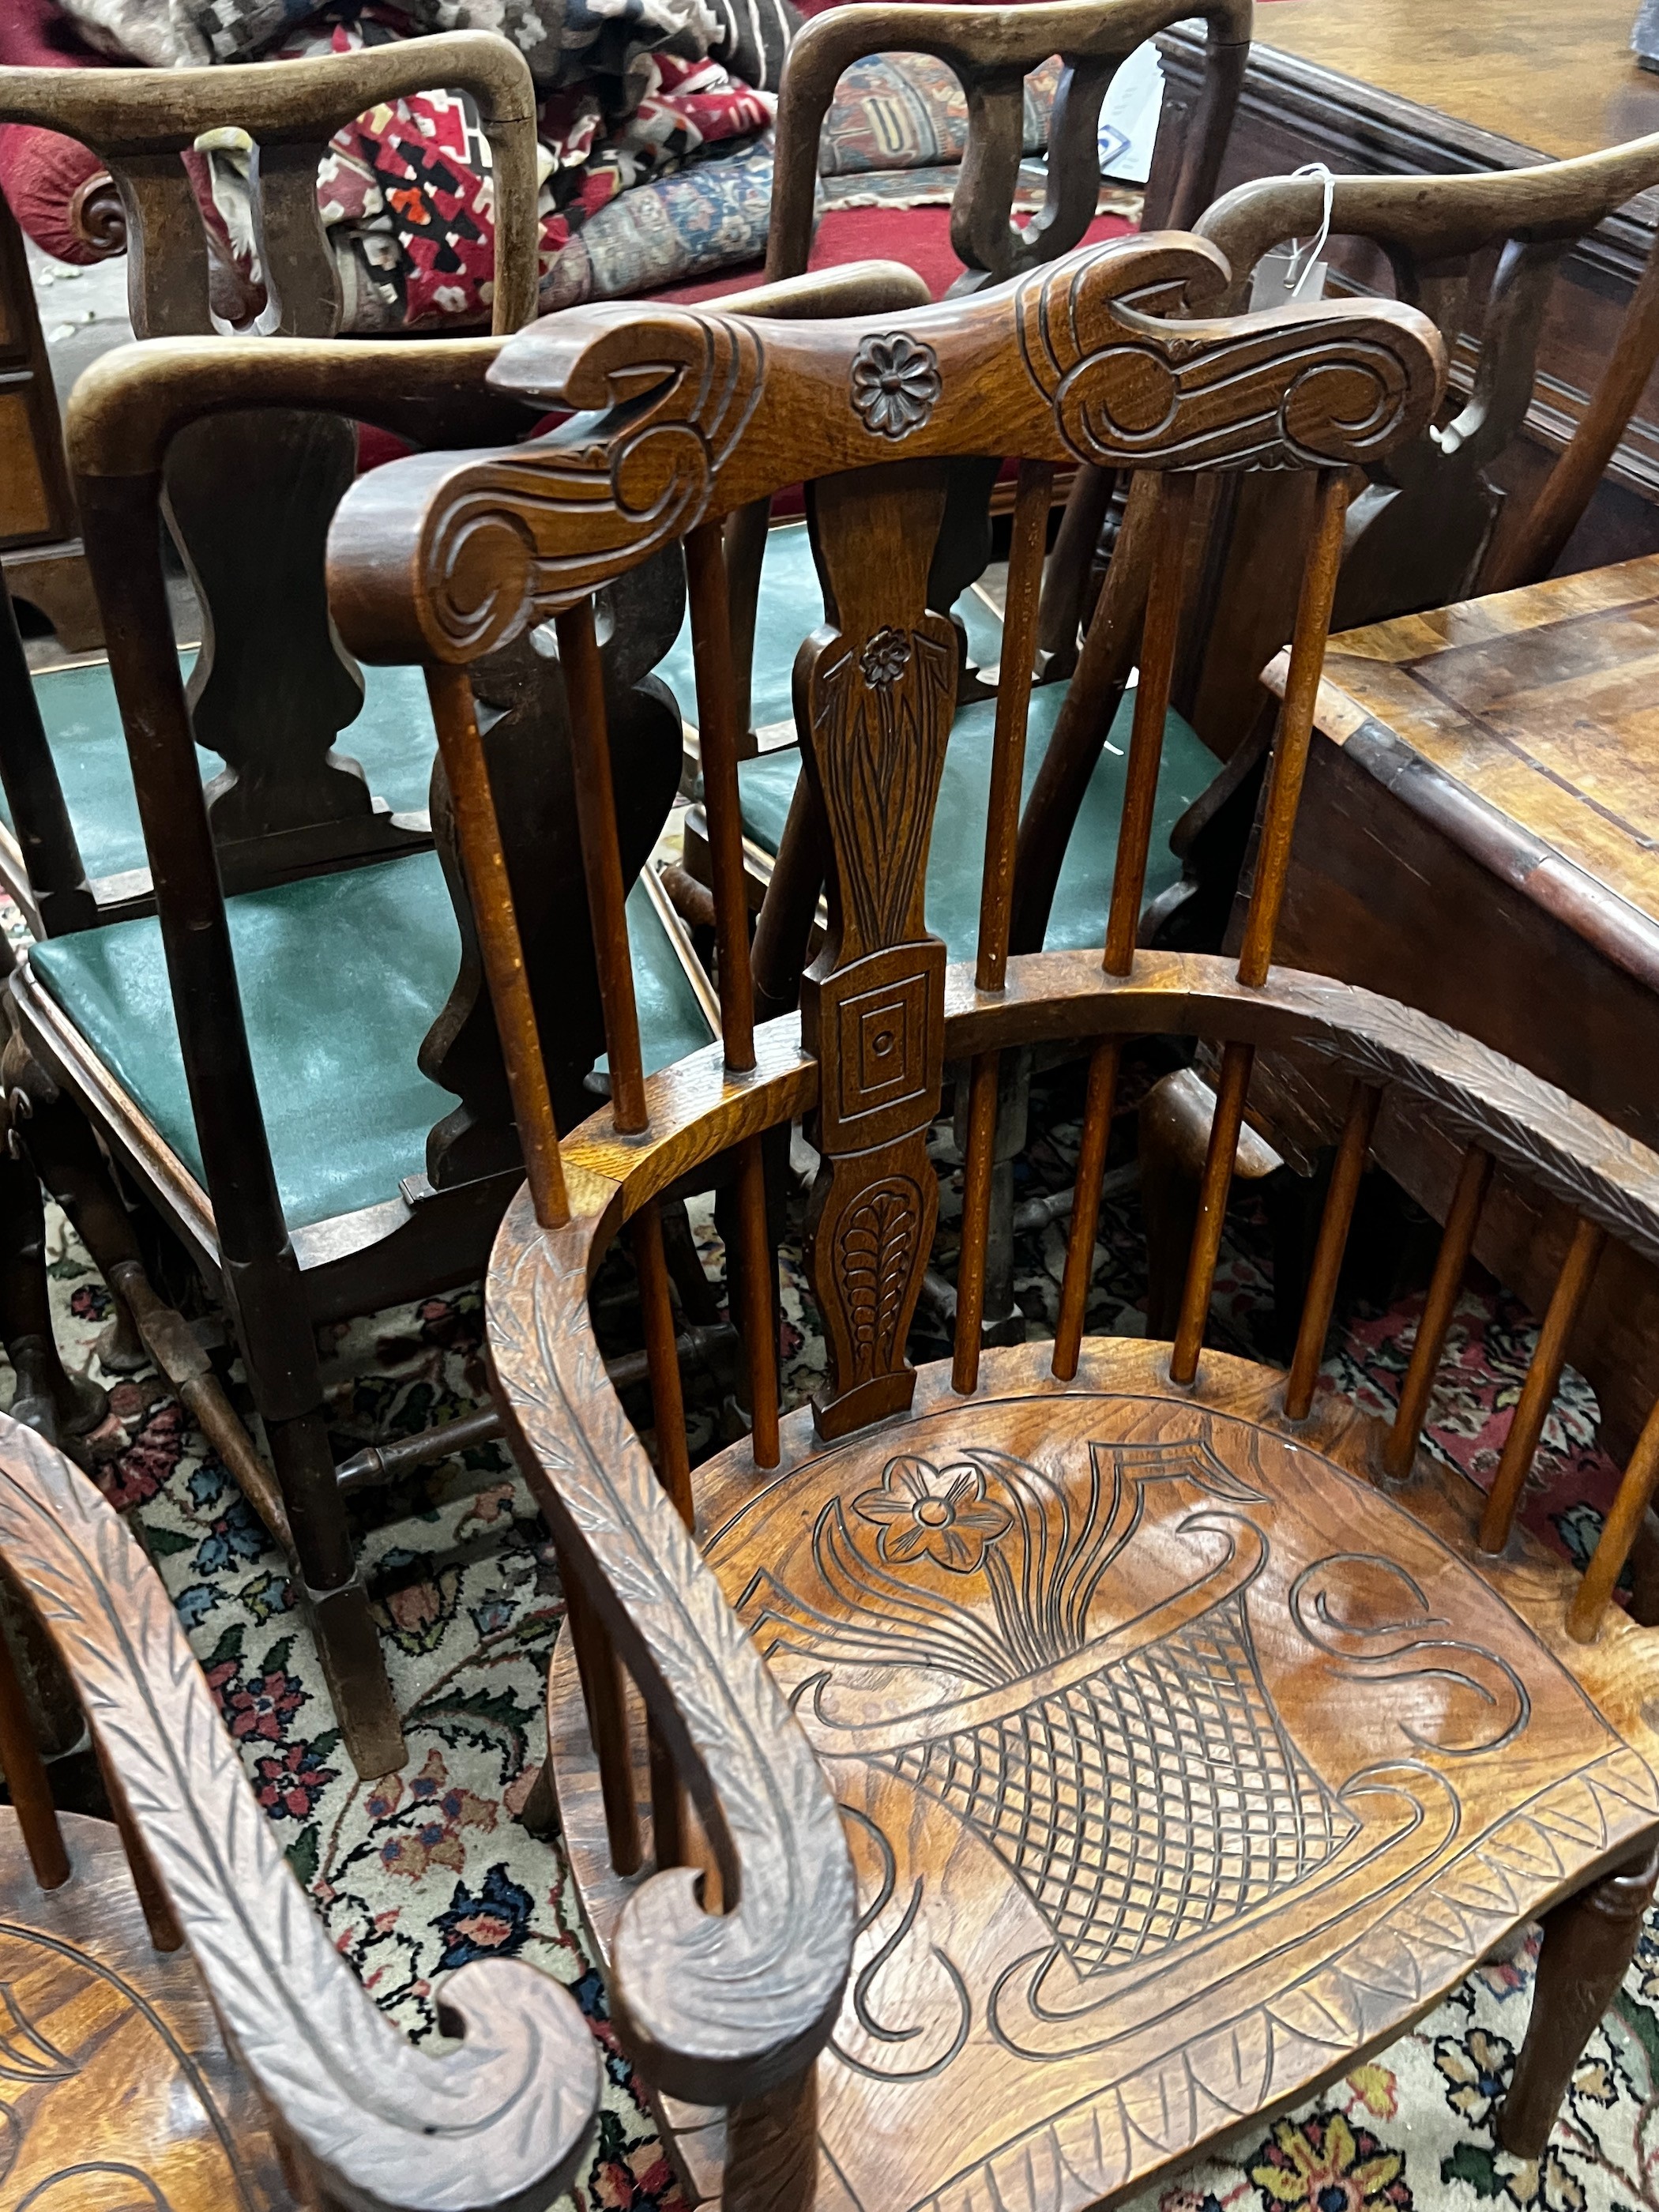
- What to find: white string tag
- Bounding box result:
[1249,162,1334,311]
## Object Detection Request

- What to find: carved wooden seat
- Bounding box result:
[0,1408,597,2211]
[325,235,1659,2208]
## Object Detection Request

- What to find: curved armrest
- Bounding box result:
[0,1411,597,2212]
[1196,134,1659,312]
[489,1176,858,2112]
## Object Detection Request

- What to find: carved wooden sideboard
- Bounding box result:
[1151,0,1659,582]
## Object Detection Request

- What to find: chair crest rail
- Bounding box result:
[325,235,1446,668]
[0,1412,597,2212]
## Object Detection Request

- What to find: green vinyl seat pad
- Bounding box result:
[13,654,439,886]
[659,521,1004,737]
[28,855,712,1235]
[734,684,1214,962]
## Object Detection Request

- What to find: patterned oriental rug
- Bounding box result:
[32,1053,1659,2212]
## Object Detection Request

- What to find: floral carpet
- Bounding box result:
[34,1052,1659,2212]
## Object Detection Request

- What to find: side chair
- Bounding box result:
[0,1405,596,2212]
[332,231,1659,2210]
[0,35,542,927]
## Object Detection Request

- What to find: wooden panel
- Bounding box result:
[0,389,55,542]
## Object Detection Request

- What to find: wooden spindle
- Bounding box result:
[1234,470,1349,988]
[648,1724,686,1872]
[975,459,1054,993]
[424,665,567,1228]
[632,1198,693,1524]
[952,1052,1001,1395]
[1382,1143,1494,1480]
[562,1571,641,1876]
[1285,1082,1382,1420]
[97,1747,184,1951]
[735,1134,780,1468]
[1168,1038,1253,1386]
[1480,1215,1607,1553]
[1571,1392,1659,1641]
[0,1603,68,1890]
[557,600,648,1135]
[1052,1039,1119,1381]
[686,521,758,1068]
[629,1202,692,1865]
[1102,472,1196,975]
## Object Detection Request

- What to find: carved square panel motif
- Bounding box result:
[837,973,928,1125]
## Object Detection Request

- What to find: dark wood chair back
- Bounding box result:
[0,36,540,906]
[769,0,1251,294]
[1012,130,1659,949]
[724,0,1253,747]
[1186,132,1659,739]
[0,1408,596,2212]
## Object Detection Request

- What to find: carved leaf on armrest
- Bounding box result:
[489,1191,857,2111]
[0,1412,598,2212]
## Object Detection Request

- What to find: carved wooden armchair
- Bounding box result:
[329,233,1659,2208]
[0,1406,596,2211]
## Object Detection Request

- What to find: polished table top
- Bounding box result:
[1257,0,1659,160]
[1301,554,1659,950]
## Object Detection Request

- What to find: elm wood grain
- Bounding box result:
[326,235,1446,670]
[0,1410,600,2212]
[0,1806,295,2211]
[544,1336,1659,2212]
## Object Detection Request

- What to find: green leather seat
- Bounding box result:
[733,687,1211,960]
[29,857,711,1233]
[662,519,1215,957]
[15,656,438,884]
[659,521,1005,734]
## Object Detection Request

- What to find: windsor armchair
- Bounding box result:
[331,235,1659,2208]
[0,1407,596,2210]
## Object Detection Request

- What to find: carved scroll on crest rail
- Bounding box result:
[326,234,1446,668]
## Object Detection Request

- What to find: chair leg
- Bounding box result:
[1499,1838,1659,2160]
[725,2062,818,2212]
[0,1146,106,1449]
[1139,1068,1284,1344]
[266,1408,406,1781]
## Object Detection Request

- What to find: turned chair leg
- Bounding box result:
[1499,1838,1659,2159]
[0,1147,106,1448]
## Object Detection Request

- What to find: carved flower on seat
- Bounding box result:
[850,333,942,439]
[855,1453,1011,1571]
